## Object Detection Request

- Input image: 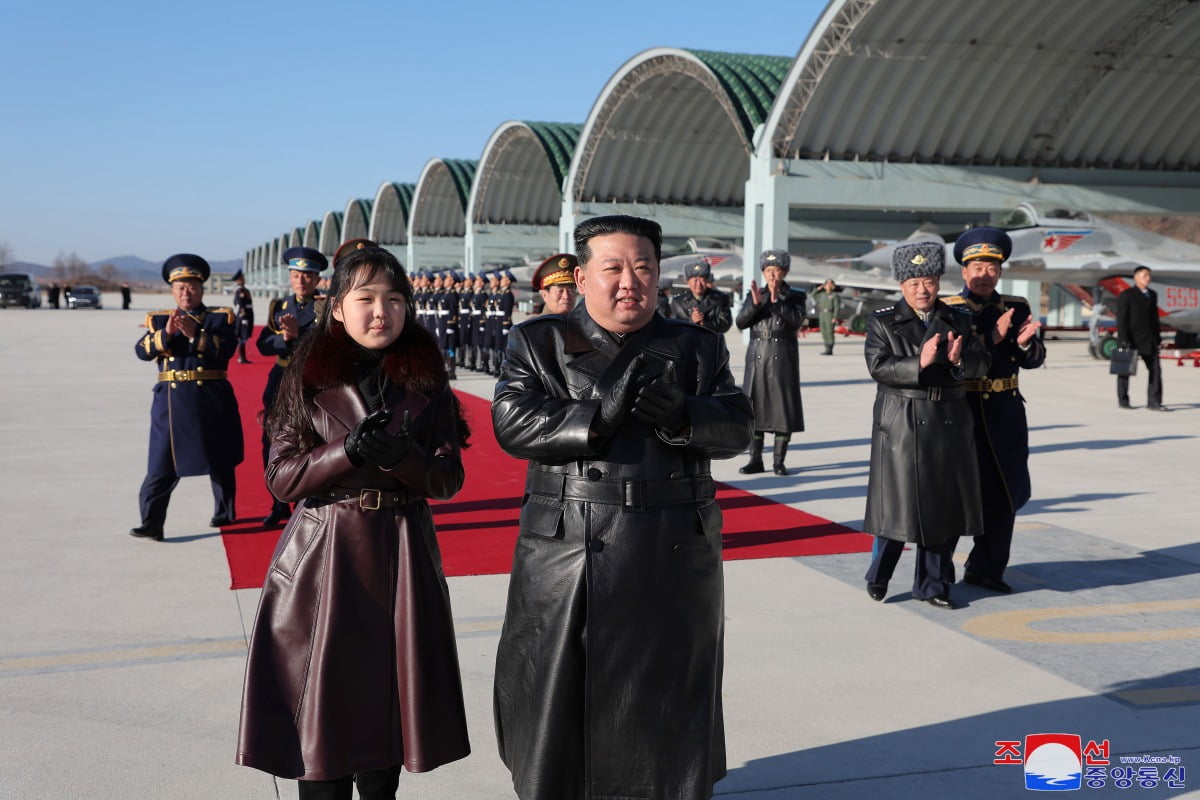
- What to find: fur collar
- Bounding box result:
[302,321,446,395]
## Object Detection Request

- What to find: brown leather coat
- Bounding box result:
[491,306,753,800]
[237,325,469,780]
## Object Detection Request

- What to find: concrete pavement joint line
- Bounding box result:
[962,598,1200,643]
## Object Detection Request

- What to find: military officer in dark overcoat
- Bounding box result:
[457,272,474,369]
[945,227,1044,593]
[735,249,807,475]
[670,257,732,333]
[863,242,989,608]
[231,268,254,363]
[256,246,327,526]
[468,272,487,370]
[130,255,244,541]
[490,270,516,376]
[438,270,460,379]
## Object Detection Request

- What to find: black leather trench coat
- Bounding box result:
[735,284,807,433]
[491,305,753,800]
[862,299,989,546]
[668,288,732,333]
[237,328,469,781]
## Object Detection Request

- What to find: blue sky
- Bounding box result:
[1,0,827,265]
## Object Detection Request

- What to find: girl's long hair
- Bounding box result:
[265,246,470,454]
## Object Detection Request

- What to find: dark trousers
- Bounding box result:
[138,464,235,527]
[963,509,1015,582]
[297,766,401,800]
[1116,352,1163,407]
[865,538,954,600]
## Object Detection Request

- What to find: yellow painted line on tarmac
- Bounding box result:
[962,598,1200,644]
[0,638,247,674]
[2,620,506,676]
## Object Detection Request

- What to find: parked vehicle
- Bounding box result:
[67,284,103,309]
[0,273,42,308]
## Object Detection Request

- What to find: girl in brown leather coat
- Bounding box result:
[237,247,471,800]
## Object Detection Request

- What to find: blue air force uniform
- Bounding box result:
[946,227,1046,589]
[132,255,243,539]
[255,247,326,524]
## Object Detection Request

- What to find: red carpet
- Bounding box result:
[220,335,869,590]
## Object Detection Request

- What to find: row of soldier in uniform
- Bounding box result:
[411,269,515,379]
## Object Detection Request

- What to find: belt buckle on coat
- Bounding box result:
[359,489,382,510]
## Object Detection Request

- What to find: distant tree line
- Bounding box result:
[45,253,127,290]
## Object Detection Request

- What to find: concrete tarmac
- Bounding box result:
[2,293,1198,798]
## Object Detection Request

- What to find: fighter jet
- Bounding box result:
[859,203,1200,350]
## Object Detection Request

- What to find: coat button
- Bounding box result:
[588,539,605,553]
[586,467,602,480]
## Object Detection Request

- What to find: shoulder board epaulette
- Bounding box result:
[1002,295,1030,306]
[945,303,973,316]
[145,310,173,328]
[207,306,235,324]
[943,295,968,306]
[873,306,894,316]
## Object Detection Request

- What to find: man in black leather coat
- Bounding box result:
[491,215,753,800]
[669,257,732,333]
[1116,265,1165,410]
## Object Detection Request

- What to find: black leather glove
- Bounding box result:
[358,409,412,468]
[593,353,644,438]
[632,361,687,433]
[343,407,392,466]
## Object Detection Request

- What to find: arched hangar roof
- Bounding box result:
[472,121,581,224]
[370,182,415,245]
[410,159,478,236]
[303,219,322,250]
[570,48,790,206]
[763,0,1200,169]
[318,211,344,257]
[342,198,374,242]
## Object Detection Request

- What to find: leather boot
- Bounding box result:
[738,434,765,474]
[773,434,790,476]
[445,355,457,381]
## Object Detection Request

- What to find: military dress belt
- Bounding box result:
[879,385,965,401]
[157,369,227,382]
[749,331,785,341]
[309,486,416,510]
[963,376,1019,393]
[525,471,715,511]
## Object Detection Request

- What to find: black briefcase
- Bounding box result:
[1109,347,1138,376]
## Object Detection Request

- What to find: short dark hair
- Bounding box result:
[1133,265,1151,276]
[574,215,662,264]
